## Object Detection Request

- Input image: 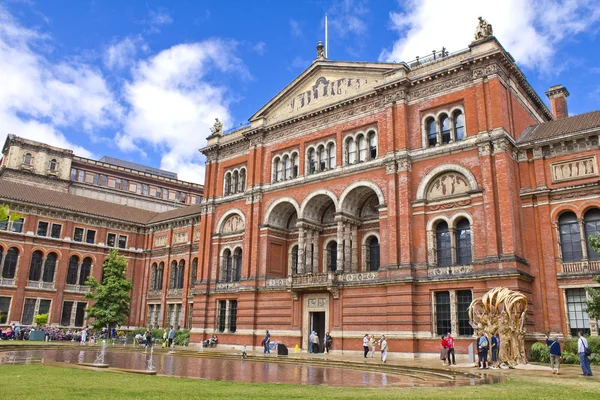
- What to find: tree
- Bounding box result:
[34,313,48,328]
[0,204,22,223]
[585,233,600,319]
[85,249,133,331]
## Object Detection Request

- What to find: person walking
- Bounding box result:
[545,334,562,375]
[263,330,271,355]
[380,335,388,363]
[144,328,152,352]
[446,332,456,365]
[309,331,315,354]
[477,332,489,369]
[168,326,175,348]
[578,331,593,376]
[440,335,448,366]
[324,332,332,354]
[312,331,320,353]
[369,335,376,358]
[363,334,370,358]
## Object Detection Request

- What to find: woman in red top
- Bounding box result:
[440,336,448,366]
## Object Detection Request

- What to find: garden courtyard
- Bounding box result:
[0,342,598,400]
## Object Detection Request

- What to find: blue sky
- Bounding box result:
[1,0,599,183]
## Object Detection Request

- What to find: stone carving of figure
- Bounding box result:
[474,17,493,40]
[316,41,325,60]
[210,118,223,136]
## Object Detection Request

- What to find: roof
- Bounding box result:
[98,156,178,179]
[0,180,201,225]
[518,110,600,144]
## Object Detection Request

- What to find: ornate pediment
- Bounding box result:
[251,62,402,126]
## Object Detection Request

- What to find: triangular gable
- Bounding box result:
[250,60,403,126]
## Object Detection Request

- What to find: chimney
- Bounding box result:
[545,85,570,119]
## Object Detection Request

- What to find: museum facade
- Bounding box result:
[1,25,599,356]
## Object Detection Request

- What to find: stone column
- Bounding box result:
[351,226,358,272]
[450,228,457,266]
[70,301,77,326]
[336,220,344,272]
[224,301,231,332]
[449,117,456,143]
[313,231,320,274]
[449,290,458,336]
[435,119,441,146]
[344,225,351,271]
[75,261,83,286]
[298,224,306,274]
[306,229,313,273]
[578,219,588,261]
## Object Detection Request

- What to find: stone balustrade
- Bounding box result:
[65,284,90,293]
[26,281,55,290]
[561,260,600,274]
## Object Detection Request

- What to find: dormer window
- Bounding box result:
[23,153,32,166]
[49,159,57,172]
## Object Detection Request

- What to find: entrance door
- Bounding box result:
[310,311,325,353]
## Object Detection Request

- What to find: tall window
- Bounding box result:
[426,118,437,147]
[22,299,37,325]
[455,219,472,265]
[457,290,474,336]
[190,258,198,288]
[24,153,32,166]
[49,159,57,171]
[358,135,367,162]
[292,153,299,178]
[233,170,239,191]
[453,111,465,141]
[156,262,164,290]
[229,300,238,333]
[169,260,178,288]
[367,236,380,272]
[284,155,291,179]
[233,248,242,282]
[327,241,337,272]
[224,173,231,196]
[559,212,583,262]
[566,288,590,336]
[177,260,185,289]
[61,301,74,326]
[79,257,92,285]
[66,255,79,285]
[43,253,57,283]
[291,245,299,274]
[327,143,335,169]
[239,169,246,192]
[319,145,327,171]
[11,218,24,233]
[346,138,356,165]
[436,221,452,267]
[440,114,451,144]
[75,302,86,326]
[217,300,226,332]
[28,251,44,281]
[435,291,451,335]
[151,263,158,290]
[2,247,19,279]
[276,157,283,181]
[584,208,600,260]
[308,149,317,174]
[223,249,233,282]
[368,131,377,160]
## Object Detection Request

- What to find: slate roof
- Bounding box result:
[0,180,200,225]
[518,110,600,144]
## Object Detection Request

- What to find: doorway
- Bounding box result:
[310,311,325,353]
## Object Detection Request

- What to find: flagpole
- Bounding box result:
[325,14,328,59]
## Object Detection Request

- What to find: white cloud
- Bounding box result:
[328,0,369,38]
[290,19,302,37]
[144,8,174,34]
[118,39,249,184]
[104,35,146,70]
[380,0,600,73]
[0,4,119,158]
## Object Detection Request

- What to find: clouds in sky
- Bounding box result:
[380,0,600,73]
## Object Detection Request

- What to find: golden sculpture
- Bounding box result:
[468,287,528,368]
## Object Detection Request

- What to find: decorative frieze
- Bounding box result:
[339,271,378,282]
[472,64,498,79]
[550,156,598,183]
[154,235,167,247]
[428,265,474,277]
[409,73,471,101]
[215,282,239,291]
[307,297,328,308]
[477,143,491,157]
[173,231,188,244]
[265,277,291,288]
[426,173,470,200]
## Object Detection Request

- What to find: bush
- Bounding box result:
[529,342,550,363]
[33,313,48,327]
[174,329,190,346]
[561,351,579,365]
[564,336,600,365]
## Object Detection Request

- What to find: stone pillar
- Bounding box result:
[298,224,306,274]
[435,119,441,146]
[449,117,456,143]
[450,290,458,336]
[578,219,588,261]
[344,225,351,271]
[336,220,344,272]
[224,301,231,332]
[449,228,457,266]
[306,229,313,273]
[313,231,320,274]
[75,261,83,285]
[351,226,358,272]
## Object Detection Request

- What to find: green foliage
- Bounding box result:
[585,233,600,319]
[33,313,48,327]
[561,352,580,365]
[174,329,190,346]
[0,204,22,223]
[130,328,189,345]
[85,249,133,331]
[562,336,600,365]
[529,342,550,363]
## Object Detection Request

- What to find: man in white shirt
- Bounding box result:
[578,331,593,376]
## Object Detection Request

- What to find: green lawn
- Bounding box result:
[0,364,598,400]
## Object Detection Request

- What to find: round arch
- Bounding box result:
[450,211,474,229]
[263,197,301,225]
[339,180,385,209]
[299,189,339,219]
[361,231,381,246]
[550,205,581,222]
[426,215,452,231]
[215,208,246,234]
[416,163,478,200]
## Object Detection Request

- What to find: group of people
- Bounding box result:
[439,333,457,366]
[0,324,23,340]
[308,331,332,354]
[544,331,593,376]
[475,332,500,369]
[362,334,389,363]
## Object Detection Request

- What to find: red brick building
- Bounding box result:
[190,34,600,356]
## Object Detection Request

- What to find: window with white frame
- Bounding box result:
[433,289,473,337]
[422,108,466,148]
[306,142,335,175]
[344,129,377,165]
[224,167,246,195]
[21,298,51,325]
[566,288,590,336]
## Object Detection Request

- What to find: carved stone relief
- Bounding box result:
[426,172,471,200]
[173,231,188,244]
[154,235,167,247]
[221,214,245,234]
[193,229,200,242]
[550,156,598,183]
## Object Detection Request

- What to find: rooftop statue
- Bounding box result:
[474,16,493,40]
[210,118,223,136]
[316,41,325,60]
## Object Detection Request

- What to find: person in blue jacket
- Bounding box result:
[545,333,562,375]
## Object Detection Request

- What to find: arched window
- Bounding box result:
[233,248,242,282]
[28,250,44,281]
[157,262,164,290]
[292,153,299,178]
[455,219,472,265]
[426,117,437,147]
[2,247,18,279]
[276,158,284,181]
[368,131,377,160]
[151,263,158,290]
[584,208,600,260]
[559,212,583,262]
[177,260,185,289]
[453,111,465,141]
[239,169,246,192]
[327,241,337,272]
[358,135,367,162]
[169,260,178,288]
[232,170,239,193]
[367,236,380,271]
[49,159,57,171]
[319,145,327,171]
[284,155,291,179]
[308,148,317,174]
[79,257,92,285]
[190,258,198,287]
[223,249,233,282]
[440,114,451,144]
[436,221,452,267]
[346,138,356,165]
[43,252,57,283]
[224,173,231,196]
[327,143,335,169]
[24,153,32,166]
[66,255,79,284]
[291,245,299,274]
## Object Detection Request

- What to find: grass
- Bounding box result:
[1,364,598,400]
